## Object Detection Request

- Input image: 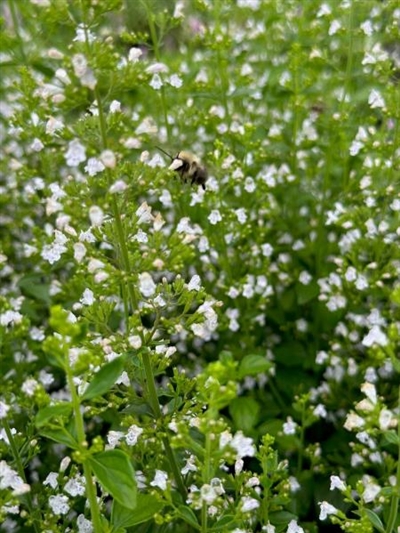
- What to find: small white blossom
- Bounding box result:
[109,100,121,113]
[0,402,10,419]
[287,520,304,533]
[344,413,365,431]
[362,325,388,347]
[100,149,116,168]
[21,378,39,397]
[138,273,156,297]
[64,474,85,497]
[80,288,95,306]
[107,431,124,449]
[73,242,86,263]
[362,478,381,503]
[188,275,201,291]
[128,335,142,349]
[149,74,163,90]
[330,475,346,491]
[128,47,143,62]
[319,501,338,520]
[85,157,105,176]
[89,206,104,227]
[44,472,58,489]
[65,139,86,167]
[48,494,70,515]
[283,416,297,435]
[126,425,143,446]
[368,89,385,109]
[150,470,168,491]
[208,209,222,225]
[240,496,260,512]
[109,179,128,193]
[168,74,183,88]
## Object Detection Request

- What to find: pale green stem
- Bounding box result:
[385,386,400,533]
[3,419,40,533]
[65,362,103,533]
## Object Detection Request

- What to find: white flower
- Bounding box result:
[89,206,104,226]
[344,413,365,431]
[168,74,183,88]
[230,431,256,458]
[138,272,156,297]
[379,409,394,430]
[31,138,44,152]
[361,382,377,404]
[48,494,70,515]
[150,470,168,491]
[77,514,93,533]
[100,149,116,168]
[125,424,143,446]
[80,288,95,306]
[0,310,23,327]
[329,20,341,35]
[109,100,121,113]
[200,484,218,504]
[149,74,163,90]
[73,242,86,263]
[128,335,142,349]
[330,475,346,491]
[85,157,105,176]
[64,475,85,497]
[109,179,128,193]
[65,139,86,167]
[368,89,385,109]
[362,478,381,503]
[44,472,58,489]
[283,416,297,435]
[128,47,143,62]
[287,520,304,533]
[21,378,39,396]
[208,209,222,224]
[188,275,201,291]
[240,496,260,512]
[181,455,197,475]
[235,208,247,224]
[362,325,388,347]
[107,431,124,449]
[319,501,338,520]
[0,402,10,419]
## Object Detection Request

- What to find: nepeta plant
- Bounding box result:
[0,1,399,533]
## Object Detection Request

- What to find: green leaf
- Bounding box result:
[209,515,236,531]
[364,509,385,533]
[88,450,137,510]
[35,403,72,428]
[82,356,125,401]
[18,274,50,303]
[382,430,399,446]
[110,494,163,530]
[238,354,271,378]
[229,397,260,432]
[176,505,200,528]
[39,428,78,449]
[296,281,319,305]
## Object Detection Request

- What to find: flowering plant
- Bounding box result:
[1,1,399,532]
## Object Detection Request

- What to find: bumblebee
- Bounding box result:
[156,147,208,190]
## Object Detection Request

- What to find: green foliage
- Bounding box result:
[0,0,399,532]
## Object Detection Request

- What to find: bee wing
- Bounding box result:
[169,159,184,171]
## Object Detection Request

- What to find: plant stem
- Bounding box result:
[3,420,41,533]
[65,362,103,533]
[385,385,400,533]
